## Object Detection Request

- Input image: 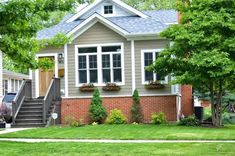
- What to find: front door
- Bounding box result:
[39,57,55,97]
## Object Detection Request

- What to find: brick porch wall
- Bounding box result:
[181,85,193,116]
[61,96,177,124]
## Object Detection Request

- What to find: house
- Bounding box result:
[0,69,29,101]
[13,0,193,126]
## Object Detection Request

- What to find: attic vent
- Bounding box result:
[104,5,113,14]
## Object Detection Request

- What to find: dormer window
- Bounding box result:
[104,5,113,14]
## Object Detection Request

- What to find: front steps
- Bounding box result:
[12,98,46,128]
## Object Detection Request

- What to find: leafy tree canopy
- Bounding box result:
[0,0,79,70]
[123,0,176,10]
[149,0,235,127]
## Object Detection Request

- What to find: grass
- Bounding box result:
[0,141,235,156]
[1,124,235,140]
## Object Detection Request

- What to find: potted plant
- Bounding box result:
[144,81,165,90]
[79,83,96,92]
[102,83,121,91]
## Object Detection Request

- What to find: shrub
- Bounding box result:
[223,113,235,124]
[0,103,11,123]
[89,89,107,123]
[131,89,143,123]
[178,115,200,126]
[64,116,78,127]
[106,109,127,124]
[151,112,167,125]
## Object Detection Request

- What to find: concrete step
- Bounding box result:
[17,115,43,120]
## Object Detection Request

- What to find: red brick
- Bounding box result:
[61,96,177,124]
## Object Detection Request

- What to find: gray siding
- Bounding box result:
[67,22,132,97]
[32,47,65,97]
[134,40,172,95]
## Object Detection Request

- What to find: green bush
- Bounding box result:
[89,89,107,124]
[151,112,167,125]
[178,116,200,126]
[223,113,235,124]
[106,109,127,124]
[131,89,143,123]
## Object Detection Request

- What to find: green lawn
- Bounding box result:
[0,141,234,156]
[1,124,235,140]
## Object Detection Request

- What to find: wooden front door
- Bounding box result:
[39,57,55,97]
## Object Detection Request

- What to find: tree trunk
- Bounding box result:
[210,80,223,127]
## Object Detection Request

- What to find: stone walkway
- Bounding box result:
[0,128,32,135]
[0,138,235,143]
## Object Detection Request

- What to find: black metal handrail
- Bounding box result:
[43,78,60,124]
[12,79,32,124]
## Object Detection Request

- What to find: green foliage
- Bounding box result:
[204,108,212,120]
[38,58,55,71]
[123,0,176,10]
[178,116,200,126]
[106,109,127,124]
[151,112,167,125]
[0,0,78,70]
[131,89,143,123]
[89,89,107,123]
[149,0,235,127]
[223,113,235,125]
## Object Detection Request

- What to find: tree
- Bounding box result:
[89,89,107,123]
[149,0,235,127]
[131,89,143,123]
[0,0,78,70]
[123,0,176,10]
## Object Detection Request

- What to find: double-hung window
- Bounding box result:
[102,46,122,83]
[142,49,165,84]
[76,44,124,86]
[78,47,98,84]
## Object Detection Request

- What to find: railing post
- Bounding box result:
[12,102,16,124]
[43,100,46,124]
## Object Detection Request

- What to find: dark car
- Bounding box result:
[0,93,16,123]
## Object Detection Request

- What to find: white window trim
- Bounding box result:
[141,49,168,85]
[35,53,58,98]
[75,43,125,87]
[102,3,116,17]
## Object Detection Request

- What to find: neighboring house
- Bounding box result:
[24,0,193,125]
[2,69,29,95]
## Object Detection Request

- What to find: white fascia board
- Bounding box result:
[67,13,129,40]
[66,0,103,23]
[66,0,149,23]
[112,0,149,18]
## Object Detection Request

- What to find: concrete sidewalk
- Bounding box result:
[0,128,32,135]
[0,138,235,143]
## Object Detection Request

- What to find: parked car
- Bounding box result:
[0,93,16,123]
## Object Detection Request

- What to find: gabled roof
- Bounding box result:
[66,0,149,23]
[37,10,178,40]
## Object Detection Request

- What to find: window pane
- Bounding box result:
[89,55,97,69]
[113,54,121,68]
[79,70,87,83]
[78,47,97,53]
[144,53,153,67]
[113,69,122,82]
[78,56,86,69]
[90,70,98,83]
[103,69,110,83]
[104,5,113,14]
[102,46,121,53]
[145,71,153,82]
[102,55,110,68]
